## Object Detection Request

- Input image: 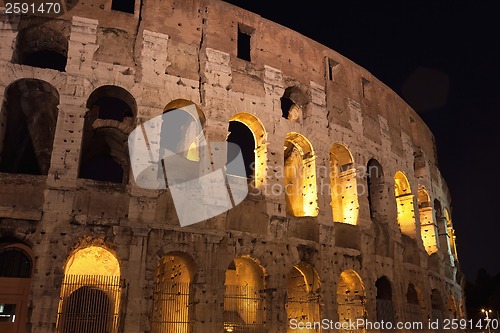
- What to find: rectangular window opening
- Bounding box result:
[326,57,339,81]
[111,0,135,14]
[362,78,372,100]
[237,24,254,61]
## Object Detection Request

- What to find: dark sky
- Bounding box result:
[223,0,500,281]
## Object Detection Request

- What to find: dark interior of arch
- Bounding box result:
[0,79,59,175]
[0,248,31,278]
[15,26,68,72]
[62,286,111,333]
[86,86,137,123]
[227,121,255,178]
[280,97,295,119]
[79,128,128,184]
[375,276,392,300]
[407,284,420,304]
[92,96,134,122]
[111,0,135,14]
[280,86,308,119]
[366,159,384,219]
[160,109,198,154]
[431,289,444,311]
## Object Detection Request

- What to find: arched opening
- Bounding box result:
[0,243,33,333]
[224,257,266,332]
[228,113,267,188]
[406,284,424,323]
[284,133,318,217]
[431,289,445,323]
[79,86,136,184]
[337,270,366,332]
[445,209,459,261]
[161,99,205,162]
[15,26,68,72]
[0,79,59,175]
[151,252,196,333]
[286,263,321,333]
[129,99,205,190]
[394,171,417,237]
[366,159,385,221]
[330,144,359,224]
[281,86,308,122]
[56,246,122,333]
[435,199,453,260]
[375,276,394,325]
[227,121,254,178]
[418,187,439,255]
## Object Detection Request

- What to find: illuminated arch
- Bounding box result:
[228,113,267,187]
[394,171,417,237]
[337,270,366,332]
[284,133,318,217]
[57,246,122,333]
[151,252,197,333]
[64,246,120,277]
[330,144,359,224]
[161,99,205,161]
[286,262,321,332]
[224,256,266,332]
[418,186,439,255]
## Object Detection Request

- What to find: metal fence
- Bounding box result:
[337,297,366,333]
[406,303,424,324]
[376,299,395,328]
[224,284,266,333]
[151,280,194,333]
[56,274,122,333]
[431,310,445,333]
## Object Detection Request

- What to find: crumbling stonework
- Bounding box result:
[0,1,464,332]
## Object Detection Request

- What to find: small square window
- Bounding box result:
[326,57,339,81]
[362,78,372,100]
[112,0,135,14]
[237,24,254,61]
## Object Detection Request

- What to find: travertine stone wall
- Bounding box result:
[0,0,464,332]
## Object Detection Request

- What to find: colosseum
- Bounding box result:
[0,0,464,332]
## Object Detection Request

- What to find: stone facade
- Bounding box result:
[0,0,464,332]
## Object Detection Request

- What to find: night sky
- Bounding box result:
[224,0,500,281]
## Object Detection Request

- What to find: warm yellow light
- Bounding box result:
[418,186,439,255]
[230,113,268,188]
[64,246,120,276]
[186,141,199,161]
[284,133,318,217]
[330,144,359,225]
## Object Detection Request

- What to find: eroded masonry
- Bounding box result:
[0,0,464,332]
